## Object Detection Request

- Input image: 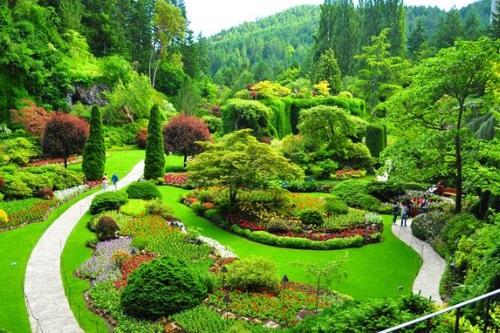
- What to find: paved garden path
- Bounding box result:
[24,161,144,333]
[392,218,446,305]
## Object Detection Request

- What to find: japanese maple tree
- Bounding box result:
[163,114,212,168]
[41,113,90,168]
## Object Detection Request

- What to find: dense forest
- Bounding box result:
[2,0,500,331]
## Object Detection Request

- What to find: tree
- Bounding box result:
[10,99,52,137]
[407,18,428,60]
[41,113,89,168]
[387,37,500,212]
[221,99,277,139]
[163,114,212,168]
[174,76,201,115]
[82,105,106,181]
[187,129,303,204]
[148,0,186,87]
[144,104,165,180]
[431,9,464,50]
[297,105,364,149]
[313,48,342,95]
[351,28,410,112]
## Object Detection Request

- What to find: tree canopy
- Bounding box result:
[187,129,304,203]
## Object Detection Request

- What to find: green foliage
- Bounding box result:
[366,181,406,203]
[411,211,450,242]
[365,123,386,159]
[95,216,119,241]
[98,55,133,87]
[266,219,290,233]
[119,199,147,217]
[260,97,292,138]
[324,197,349,216]
[299,209,324,227]
[130,236,150,251]
[144,199,174,220]
[120,256,210,320]
[170,305,231,333]
[313,48,342,94]
[187,129,303,204]
[440,213,483,256]
[294,293,437,332]
[144,104,165,180]
[225,257,280,292]
[221,99,277,138]
[89,191,129,215]
[2,137,39,165]
[126,181,162,200]
[82,105,106,180]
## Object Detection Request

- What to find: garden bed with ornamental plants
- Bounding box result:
[180,186,383,250]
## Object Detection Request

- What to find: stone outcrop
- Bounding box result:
[69,83,110,107]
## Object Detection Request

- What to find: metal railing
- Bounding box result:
[379,289,500,332]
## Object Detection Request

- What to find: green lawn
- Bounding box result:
[158,186,421,301]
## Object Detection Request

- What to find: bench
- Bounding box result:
[442,187,456,197]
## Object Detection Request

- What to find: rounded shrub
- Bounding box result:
[120,256,211,320]
[95,216,120,241]
[0,209,8,226]
[225,257,280,292]
[126,181,162,200]
[300,209,324,227]
[131,236,150,251]
[266,219,290,233]
[366,181,405,202]
[324,197,349,216]
[89,191,129,215]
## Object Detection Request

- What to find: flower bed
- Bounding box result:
[0,198,60,230]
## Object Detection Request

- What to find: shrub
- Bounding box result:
[266,219,290,233]
[95,216,120,241]
[225,257,280,292]
[126,181,162,200]
[38,188,54,199]
[120,256,211,319]
[365,123,386,158]
[119,199,147,217]
[411,211,449,242]
[324,197,349,216]
[131,236,150,251]
[90,191,129,214]
[144,199,174,219]
[0,209,8,226]
[366,181,406,203]
[135,128,148,149]
[299,209,324,227]
[439,213,482,256]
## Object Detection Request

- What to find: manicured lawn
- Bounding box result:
[158,186,421,301]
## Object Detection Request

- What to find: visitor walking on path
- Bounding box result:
[24,161,144,333]
[400,203,409,227]
[111,172,119,190]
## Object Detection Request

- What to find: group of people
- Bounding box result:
[392,195,429,227]
[102,172,119,191]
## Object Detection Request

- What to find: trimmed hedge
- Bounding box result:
[231,225,364,250]
[365,123,386,158]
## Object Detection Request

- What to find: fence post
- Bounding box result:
[454,307,461,333]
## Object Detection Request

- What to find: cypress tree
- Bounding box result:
[82,105,106,180]
[144,104,165,179]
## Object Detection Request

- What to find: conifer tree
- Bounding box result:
[144,104,165,179]
[82,105,106,180]
[313,48,342,94]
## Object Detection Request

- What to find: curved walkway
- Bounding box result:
[24,161,144,333]
[391,218,446,305]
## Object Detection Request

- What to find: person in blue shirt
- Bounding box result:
[111,172,119,190]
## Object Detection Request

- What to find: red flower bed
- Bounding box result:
[114,253,156,289]
[163,173,188,186]
[227,214,266,231]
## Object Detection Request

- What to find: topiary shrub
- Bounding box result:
[266,219,290,233]
[299,209,324,227]
[144,199,174,219]
[126,181,162,200]
[95,216,120,241]
[365,123,386,159]
[120,256,211,320]
[324,197,349,216]
[225,257,280,293]
[90,191,129,215]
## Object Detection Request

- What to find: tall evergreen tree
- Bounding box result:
[82,105,106,181]
[407,18,428,60]
[313,48,342,94]
[144,104,165,179]
[432,9,464,50]
[314,0,358,76]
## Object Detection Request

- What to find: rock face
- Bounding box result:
[69,83,110,106]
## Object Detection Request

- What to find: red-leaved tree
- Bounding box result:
[163,114,212,168]
[10,99,52,137]
[41,113,90,168]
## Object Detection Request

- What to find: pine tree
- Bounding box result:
[82,105,106,180]
[144,104,165,179]
[313,48,342,94]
